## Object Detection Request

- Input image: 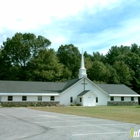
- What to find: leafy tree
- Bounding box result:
[0,33,51,80]
[124,52,140,71]
[84,51,92,59]
[104,45,140,92]
[28,49,63,81]
[106,45,130,64]
[113,61,132,85]
[84,51,93,70]
[57,44,80,79]
[0,49,5,79]
[88,61,108,82]
[92,52,105,63]
[133,68,140,93]
[61,67,72,81]
[131,43,140,56]
[124,51,140,92]
[105,64,120,84]
[85,56,93,70]
[1,32,51,67]
[106,46,121,64]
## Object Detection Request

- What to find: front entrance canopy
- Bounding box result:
[78,90,97,106]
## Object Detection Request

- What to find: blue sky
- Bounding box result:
[0,0,140,54]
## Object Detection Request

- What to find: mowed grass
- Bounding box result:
[30,106,140,124]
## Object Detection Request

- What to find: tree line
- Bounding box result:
[0,33,140,93]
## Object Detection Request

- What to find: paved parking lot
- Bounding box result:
[0,107,140,140]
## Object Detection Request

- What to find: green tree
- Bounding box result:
[28,49,63,81]
[0,32,51,80]
[1,33,51,67]
[124,51,140,92]
[57,44,80,79]
[0,49,5,79]
[113,61,132,85]
[92,52,105,62]
[106,45,130,64]
[131,43,140,56]
[124,52,140,71]
[133,68,140,93]
[105,64,120,84]
[88,61,108,82]
[84,51,93,70]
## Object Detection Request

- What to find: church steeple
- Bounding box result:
[79,51,87,79]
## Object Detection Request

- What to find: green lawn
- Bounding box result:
[30,106,140,124]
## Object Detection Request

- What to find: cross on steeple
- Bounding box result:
[79,50,87,79]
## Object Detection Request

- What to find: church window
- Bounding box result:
[8,96,13,101]
[38,96,42,101]
[110,97,114,101]
[131,97,134,101]
[121,97,124,101]
[80,97,82,102]
[50,96,55,101]
[96,97,98,103]
[70,97,73,103]
[22,96,27,101]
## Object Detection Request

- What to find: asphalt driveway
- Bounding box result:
[0,107,140,140]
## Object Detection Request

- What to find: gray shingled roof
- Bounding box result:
[0,79,80,93]
[78,90,90,96]
[62,78,80,91]
[0,80,138,95]
[96,84,138,95]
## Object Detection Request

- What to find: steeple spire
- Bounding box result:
[79,51,87,79]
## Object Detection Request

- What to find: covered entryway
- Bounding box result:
[77,90,97,106]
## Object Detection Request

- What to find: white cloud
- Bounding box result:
[0,0,123,30]
[0,0,139,55]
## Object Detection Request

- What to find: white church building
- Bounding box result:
[0,53,139,106]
